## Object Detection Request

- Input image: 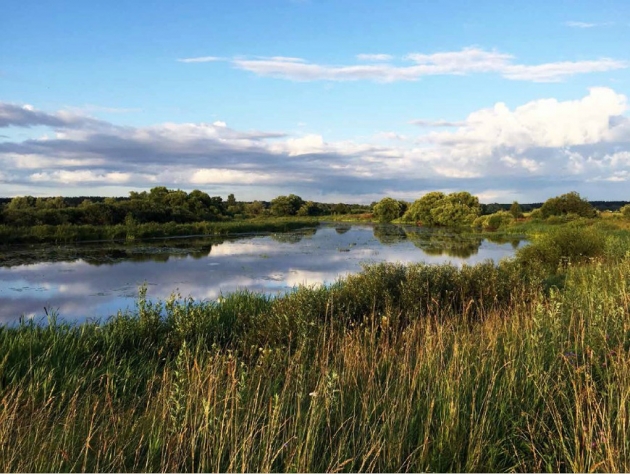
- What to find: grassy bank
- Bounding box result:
[2,226,630,471]
[0,217,320,245]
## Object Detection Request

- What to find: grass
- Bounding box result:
[1,224,630,471]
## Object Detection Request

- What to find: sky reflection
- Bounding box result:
[0,224,522,324]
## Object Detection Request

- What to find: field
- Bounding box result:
[1,222,630,471]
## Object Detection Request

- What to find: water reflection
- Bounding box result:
[269,228,317,244]
[405,230,484,259]
[484,233,523,249]
[0,224,523,324]
[372,225,486,259]
[372,224,408,245]
[334,224,352,235]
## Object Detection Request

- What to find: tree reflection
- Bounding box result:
[269,228,317,244]
[0,239,219,267]
[484,233,523,249]
[403,228,483,258]
[372,225,408,245]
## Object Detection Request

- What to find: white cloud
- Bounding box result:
[565,21,597,28]
[2,88,630,201]
[266,56,306,63]
[502,59,626,82]
[410,119,466,127]
[177,56,222,63]
[64,104,141,114]
[565,21,612,28]
[356,54,393,62]
[30,170,132,184]
[373,132,408,141]
[188,168,277,185]
[0,103,113,129]
[432,167,481,178]
[500,156,540,172]
[404,48,513,73]
[209,47,628,83]
[282,134,326,155]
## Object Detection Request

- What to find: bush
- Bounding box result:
[403,191,480,227]
[373,197,402,223]
[516,225,607,274]
[474,211,514,230]
[540,191,596,218]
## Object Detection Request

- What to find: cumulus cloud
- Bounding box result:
[424,87,626,151]
[183,47,627,83]
[1,88,630,201]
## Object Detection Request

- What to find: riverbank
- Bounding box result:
[1,226,630,471]
[0,217,321,245]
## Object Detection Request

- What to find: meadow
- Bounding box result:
[1,222,630,471]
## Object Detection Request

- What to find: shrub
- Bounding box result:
[373,197,402,223]
[403,191,480,227]
[472,211,514,230]
[516,225,607,274]
[540,191,596,218]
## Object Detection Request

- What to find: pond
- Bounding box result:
[0,223,524,324]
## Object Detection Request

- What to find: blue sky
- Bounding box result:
[1,0,630,203]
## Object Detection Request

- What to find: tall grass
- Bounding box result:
[2,245,630,471]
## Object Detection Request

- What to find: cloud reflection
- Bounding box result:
[0,224,521,324]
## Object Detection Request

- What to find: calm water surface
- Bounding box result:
[0,223,523,324]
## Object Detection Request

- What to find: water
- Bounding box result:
[0,223,523,324]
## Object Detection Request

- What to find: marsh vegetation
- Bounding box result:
[2,190,630,471]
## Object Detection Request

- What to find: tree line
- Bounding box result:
[0,188,370,227]
[0,187,627,229]
[372,191,627,227]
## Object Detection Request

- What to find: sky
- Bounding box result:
[1,0,630,203]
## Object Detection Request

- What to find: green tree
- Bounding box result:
[373,197,402,223]
[148,186,170,203]
[7,196,36,210]
[510,201,523,219]
[430,192,480,226]
[331,203,350,215]
[540,191,596,218]
[270,194,304,216]
[244,201,265,217]
[621,204,630,218]
[187,190,212,214]
[403,191,480,227]
[164,190,188,207]
[402,192,446,225]
[297,201,324,216]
